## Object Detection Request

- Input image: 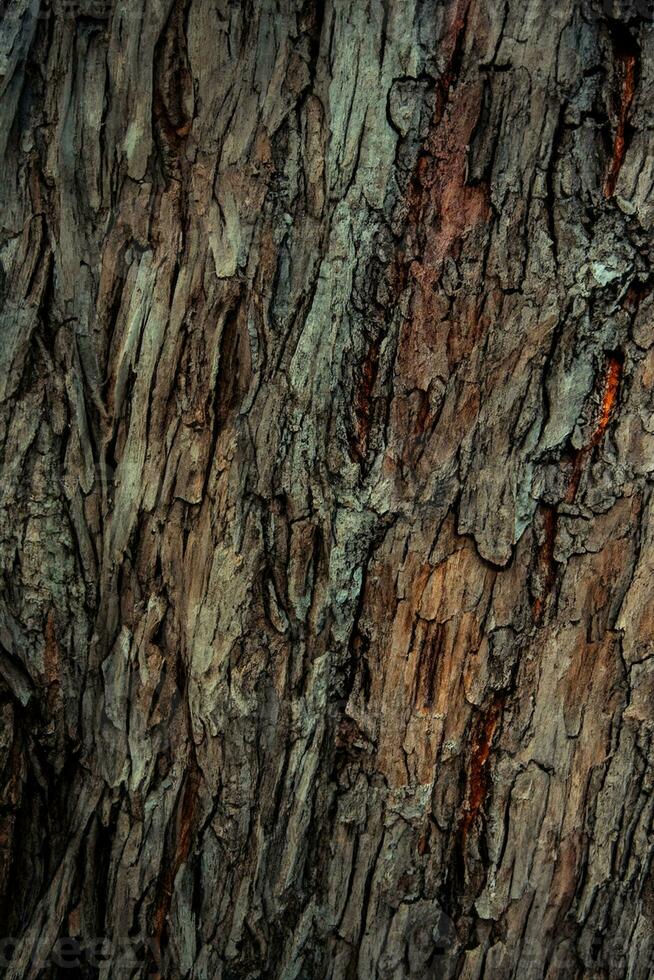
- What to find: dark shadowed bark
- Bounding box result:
[1,0,654,977]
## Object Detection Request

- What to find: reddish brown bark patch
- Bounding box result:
[604,38,637,199]
[459,695,504,844]
[151,759,201,961]
[352,339,381,461]
[399,64,491,391]
[532,504,558,624]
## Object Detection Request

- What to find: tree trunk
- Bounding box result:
[1,0,653,977]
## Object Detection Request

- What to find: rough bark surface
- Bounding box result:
[1,0,654,977]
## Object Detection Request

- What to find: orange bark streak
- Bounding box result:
[565,354,622,505]
[593,355,622,444]
[604,54,636,198]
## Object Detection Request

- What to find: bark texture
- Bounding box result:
[1,0,654,977]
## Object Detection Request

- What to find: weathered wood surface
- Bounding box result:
[1,0,653,977]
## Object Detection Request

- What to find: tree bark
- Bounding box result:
[1,0,654,977]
